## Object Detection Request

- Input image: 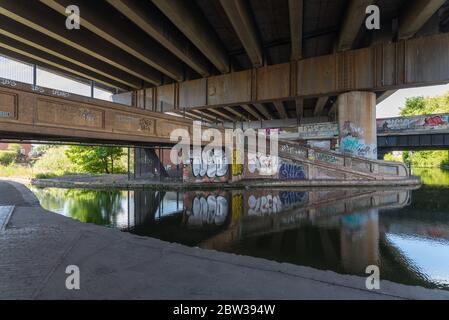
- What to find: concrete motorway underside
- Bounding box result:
[0,180,448,300]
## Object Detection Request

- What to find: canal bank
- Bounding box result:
[29,173,421,190]
[0,180,448,300]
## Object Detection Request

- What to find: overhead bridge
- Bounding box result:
[377,114,449,153]
[0,79,192,146]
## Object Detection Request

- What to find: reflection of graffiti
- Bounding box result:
[189,195,228,226]
[232,150,243,176]
[279,163,306,180]
[377,114,449,133]
[192,149,228,178]
[248,194,282,216]
[247,191,308,216]
[232,194,243,221]
[248,153,278,176]
[279,192,308,208]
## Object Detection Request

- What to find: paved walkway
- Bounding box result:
[0,180,448,300]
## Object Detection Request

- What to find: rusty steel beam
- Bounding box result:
[208,108,235,122]
[253,103,272,119]
[0,35,132,91]
[220,0,263,67]
[152,0,230,74]
[241,104,263,120]
[376,90,396,104]
[0,0,162,85]
[337,0,375,51]
[106,0,210,77]
[137,32,449,111]
[273,101,289,119]
[224,106,249,120]
[314,97,328,117]
[295,98,304,120]
[399,0,446,39]
[41,0,184,81]
[0,15,142,90]
[288,0,303,60]
[189,110,220,123]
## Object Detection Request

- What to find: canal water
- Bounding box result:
[30,168,449,291]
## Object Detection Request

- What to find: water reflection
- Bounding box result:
[31,184,449,290]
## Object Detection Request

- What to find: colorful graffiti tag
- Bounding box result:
[247,153,278,176]
[192,149,229,178]
[340,121,377,158]
[279,163,306,180]
[232,150,244,176]
[377,114,449,133]
[298,122,339,139]
[189,195,228,226]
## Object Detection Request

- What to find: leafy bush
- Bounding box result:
[0,151,17,166]
[65,146,126,174]
[33,146,78,176]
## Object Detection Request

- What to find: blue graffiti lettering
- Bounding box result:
[279,163,306,180]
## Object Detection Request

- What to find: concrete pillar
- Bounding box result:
[338,91,377,159]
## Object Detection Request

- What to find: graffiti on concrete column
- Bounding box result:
[189,195,228,226]
[192,149,229,178]
[279,163,306,180]
[340,121,377,158]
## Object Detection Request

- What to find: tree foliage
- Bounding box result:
[65,146,125,174]
[400,92,449,116]
[390,91,449,168]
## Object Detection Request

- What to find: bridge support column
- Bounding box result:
[337,91,377,159]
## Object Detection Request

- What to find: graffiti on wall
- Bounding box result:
[340,121,377,158]
[279,143,308,159]
[192,149,229,178]
[232,150,244,176]
[189,195,228,226]
[377,114,449,133]
[247,153,279,176]
[279,162,307,180]
[298,122,339,139]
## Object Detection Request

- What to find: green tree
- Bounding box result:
[392,91,449,168]
[65,146,125,174]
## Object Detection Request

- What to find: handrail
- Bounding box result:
[279,140,409,178]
